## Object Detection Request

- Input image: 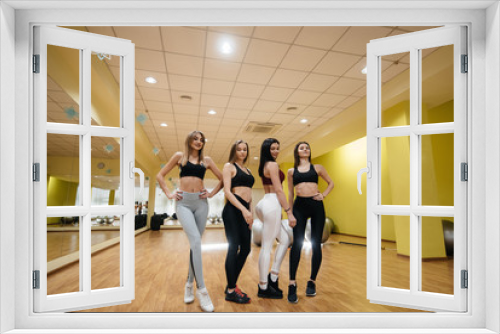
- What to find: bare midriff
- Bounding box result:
[231,186,252,203]
[295,182,319,197]
[179,176,205,193]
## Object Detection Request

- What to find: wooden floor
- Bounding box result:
[46,229,454,313]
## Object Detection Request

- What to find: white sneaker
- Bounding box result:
[196,287,214,312]
[184,282,195,304]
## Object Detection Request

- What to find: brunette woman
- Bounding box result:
[286,141,334,303]
[156,130,223,312]
[221,140,254,304]
[255,138,297,299]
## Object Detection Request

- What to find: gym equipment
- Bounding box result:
[252,218,263,246]
[305,218,332,244]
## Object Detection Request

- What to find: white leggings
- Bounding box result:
[255,193,290,284]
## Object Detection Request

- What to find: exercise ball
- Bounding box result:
[279,219,294,247]
[252,218,263,247]
[325,217,335,233]
[305,218,331,244]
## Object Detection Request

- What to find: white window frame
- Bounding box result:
[2,2,498,333]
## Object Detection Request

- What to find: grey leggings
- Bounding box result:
[176,192,209,289]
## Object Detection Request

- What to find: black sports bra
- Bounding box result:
[231,163,254,188]
[179,160,206,180]
[293,164,318,186]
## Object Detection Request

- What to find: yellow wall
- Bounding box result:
[47,176,78,224]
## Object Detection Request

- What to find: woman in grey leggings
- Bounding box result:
[156,130,223,312]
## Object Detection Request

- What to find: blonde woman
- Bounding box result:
[156,130,223,312]
[221,140,254,304]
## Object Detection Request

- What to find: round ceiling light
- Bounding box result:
[145,76,157,84]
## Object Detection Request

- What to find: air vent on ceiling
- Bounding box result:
[244,121,281,134]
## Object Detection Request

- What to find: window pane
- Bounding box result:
[91,52,121,127]
[381,215,410,290]
[421,216,454,294]
[421,45,454,124]
[381,136,410,205]
[91,137,121,205]
[421,133,454,206]
[381,52,410,127]
[47,134,80,206]
[47,216,80,295]
[47,45,80,124]
[91,215,121,290]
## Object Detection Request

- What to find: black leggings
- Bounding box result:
[222,194,251,289]
[289,196,325,281]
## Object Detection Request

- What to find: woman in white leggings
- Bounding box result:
[157,130,223,312]
[255,138,297,299]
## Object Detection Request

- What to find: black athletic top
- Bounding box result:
[262,169,285,185]
[231,163,255,188]
[179,161,206,180]
[293,164,318,186]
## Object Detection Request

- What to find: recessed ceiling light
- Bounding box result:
[300,119,308,124]
[361,67,367,74]
[205,138,208,142]
[208,110,217,115]
[221,42,233,54]
[160,123,167,127]
[145,76,157,84]
[180,95,192,101]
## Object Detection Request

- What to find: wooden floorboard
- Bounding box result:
[45,229,453,313]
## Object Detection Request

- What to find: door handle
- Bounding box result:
[357,162,372,195]
[129,161,145,196]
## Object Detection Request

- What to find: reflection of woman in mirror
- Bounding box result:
[286,141,334,304]
[255,138,296,299]
[156,130,223,312]
[221,140,254,304]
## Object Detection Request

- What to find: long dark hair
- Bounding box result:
[181,130,205,166]
[258,138,280,177]
[293,141,311,169]
[228,139,249,164]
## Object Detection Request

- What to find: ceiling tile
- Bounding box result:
[253,26,301,44]
[269,113,296,123]
[332,26,393,55]
[173,104,200,115]
[136,70,169,89]
[209,26,254,37]
[200,94,230,108]
[343,57,367,80]
[232,83,265,99]
[87,26,115,37]
[224,109,251,120]
[260,86,294,102]
[228,97,256,110]
[237,64,275,85]
[253,100,282,112]
[206,31,250,62]
[138,86,171,102]
[277,103,306,115]
[135,99,146,111]
[301,106,330,117]
[164,53,203,77]
[220,118,245,127]
[49,91,76,103]
[352,85,366,97]
[397,26,439,32]
[381,63,410,83]
[171,92,200,105]
[202,79,234,96]
[248,111,272,122]
[47,77,62,90]
[160,27,206,57]
[299,73,338,92]
[114,27,163,51]
[148,111,175,122]
[295,26,349,50]
[269,69,308,89]
[144,100,173,113]
[169,75,202,93]
[287,90,322,105]
[135,49,166,72]
[280,46,327,72]
[204,58,241,81]
[312,93,346,107]
[327,77,365,96]
[314,51,361,76]
[244,39,290,67]
[175,114,198,123]
[337,96,362,109]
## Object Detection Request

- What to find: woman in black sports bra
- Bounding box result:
[156,130,223,312]
[286,141,334,304]
[221,140,254,304]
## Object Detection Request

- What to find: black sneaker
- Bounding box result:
[288,284,298,303]
[257,284,283,299]
[267,273,283,296]
[306,280,316,297]
[225,285,248,298]
[225,289,251,304]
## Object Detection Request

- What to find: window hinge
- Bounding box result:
[33,163,40,182]
[461,54,468,73]
[33,54,40,73]
[461,270,468,289]
[33,270,40,289]
[461,162,468,181]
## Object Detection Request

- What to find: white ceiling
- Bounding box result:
[48,25,435,165]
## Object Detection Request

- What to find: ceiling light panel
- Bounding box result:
[206,32,249,62]
[136,71,168,89]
